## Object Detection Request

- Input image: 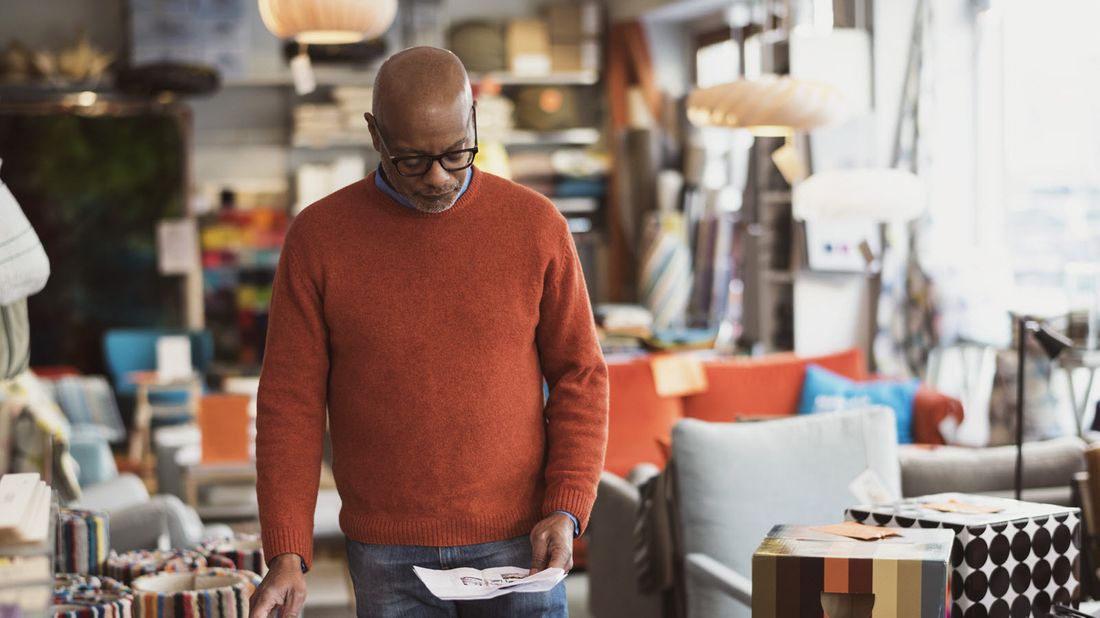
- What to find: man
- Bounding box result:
[248,46,608,618]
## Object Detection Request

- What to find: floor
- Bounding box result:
[302,552,591,618]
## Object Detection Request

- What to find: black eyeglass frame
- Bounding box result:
[372,105,479,177]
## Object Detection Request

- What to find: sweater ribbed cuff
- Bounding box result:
[543,487,596,536]
[262,526,315,572]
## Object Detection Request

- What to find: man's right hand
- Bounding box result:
[249,553,307,618]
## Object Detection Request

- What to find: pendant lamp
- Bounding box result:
[258,0,398,44]
[793,169,926,223]
[686,75,849,135]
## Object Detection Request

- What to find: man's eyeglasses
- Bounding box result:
[373,105,479,177]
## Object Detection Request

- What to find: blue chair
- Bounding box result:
[103,329,214,428]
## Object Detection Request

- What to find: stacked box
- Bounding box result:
[752,524,953,617]
[847,493,1081,615]
[542,2,600,72]
[505,19,551,75]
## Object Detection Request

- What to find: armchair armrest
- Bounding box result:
[684,552,752,607]
[107,502,168,553]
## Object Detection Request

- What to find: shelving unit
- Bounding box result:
[741,135,796,352]
[0,497,57,618]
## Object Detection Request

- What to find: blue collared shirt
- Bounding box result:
[374,164,473,209]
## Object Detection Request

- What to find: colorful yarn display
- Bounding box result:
[56,509,110,575]
[200,536,266,577]
[104,551,212,586]
[52,573,133,618]
[130,568,261,618]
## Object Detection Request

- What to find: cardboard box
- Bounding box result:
[506,19,551,75]
[544,2,600,40]
[550,39,599,72]
[847,493,1081,615]
[752,524,953,617]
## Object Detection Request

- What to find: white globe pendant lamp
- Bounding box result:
[258,0,398,44]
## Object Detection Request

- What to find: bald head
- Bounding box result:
[372,46,472,127]
[365,47,477,214]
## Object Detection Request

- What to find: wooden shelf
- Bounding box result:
[469,71,599,86]
[501,128,600,146]
[229,69,600,89]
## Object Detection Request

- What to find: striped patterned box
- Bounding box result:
[847,493,1080,616]
[752,524,952,617]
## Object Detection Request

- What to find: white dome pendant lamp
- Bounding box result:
[258,0,399,45]
[259,0,398,94]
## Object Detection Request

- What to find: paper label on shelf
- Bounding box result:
[650,354,708,398]
[157,219,198,275]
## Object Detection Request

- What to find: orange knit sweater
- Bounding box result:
[255,169,609,568]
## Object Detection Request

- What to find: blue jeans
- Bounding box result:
[345,536,568,617]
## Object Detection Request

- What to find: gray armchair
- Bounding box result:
[73,472,231,552]
[588,470,664,618]
[672,407,901,617]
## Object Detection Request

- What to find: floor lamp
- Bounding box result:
[1015,317,1073,500]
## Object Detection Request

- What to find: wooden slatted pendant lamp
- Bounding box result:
[686,75,850,135]
[258,0,398,44]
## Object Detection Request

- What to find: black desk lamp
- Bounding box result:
[1015,317,1073,500]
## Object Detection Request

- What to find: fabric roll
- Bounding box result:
[53,573,133,618]
[104,551,212,586]
[200,536,266,577]
[130,568,261,618]
[639,212,693,332]
[56,509,110,575]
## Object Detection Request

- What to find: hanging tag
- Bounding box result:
[650,354,708,397]
[849,468,895,505]
[291,50,316,95]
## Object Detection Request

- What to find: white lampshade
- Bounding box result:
[259,0,398,44]
[686,75,850,135]
[793,169,925,222]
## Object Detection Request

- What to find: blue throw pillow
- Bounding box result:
[797,364,919,444]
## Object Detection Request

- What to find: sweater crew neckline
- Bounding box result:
[364,167,483,219]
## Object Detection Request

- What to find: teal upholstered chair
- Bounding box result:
[102,329,214,427]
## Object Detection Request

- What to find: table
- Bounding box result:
[183,460,257,520]
[125,371,202,482]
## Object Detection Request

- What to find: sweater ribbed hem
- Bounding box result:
[262,526,315,571]
[339,508,542,547]
[543,487,597,536]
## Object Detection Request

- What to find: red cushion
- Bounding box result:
[682,348,866,422]
[605,358,684,476]
[911,386,965,445]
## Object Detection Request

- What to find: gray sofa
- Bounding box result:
[898,435,1086,505]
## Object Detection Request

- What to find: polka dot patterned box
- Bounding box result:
[752,524,953,617]
[847,493,1080,617]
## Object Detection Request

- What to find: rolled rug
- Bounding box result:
[104,551,212,586]
[52,573,133,618]
[130,568,261,618]
[56,509,109,575]
[200,536,266,577]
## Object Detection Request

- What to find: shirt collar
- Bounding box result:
[374,164,474,210]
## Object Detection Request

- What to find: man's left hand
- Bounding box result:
[528,513,574,575]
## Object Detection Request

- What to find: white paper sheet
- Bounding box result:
[412,566,566,601]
